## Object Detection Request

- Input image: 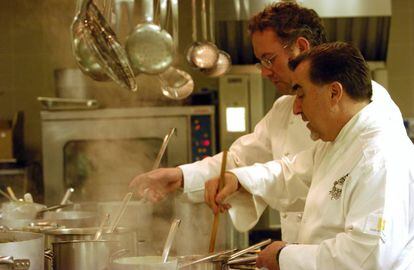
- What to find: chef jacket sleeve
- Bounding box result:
[279,156,413,270]
[179,99,280,202]
[226,146,316,232]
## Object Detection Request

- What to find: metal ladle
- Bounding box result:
[159,67,194,100]
[108,192,133,233]
[161,218,181,263]
[201,0,232,77]
[125,0,174,75]
[187,0,219,69]
[159,0,194,100]
[93,213,110,240]
[139,128,176,201]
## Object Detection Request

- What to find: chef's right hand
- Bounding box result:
[129,168,183,203]
[204,172,239,214]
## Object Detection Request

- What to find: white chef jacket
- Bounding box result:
[180,94,314,242]
[180,81,402,243]
[228,98,414,269]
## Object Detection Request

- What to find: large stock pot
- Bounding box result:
[52,239,122,270]
[0,230,44,270]
[44,226,138,253]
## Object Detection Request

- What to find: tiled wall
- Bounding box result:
[0,0,413,163]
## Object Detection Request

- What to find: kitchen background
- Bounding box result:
[0,0,413,196]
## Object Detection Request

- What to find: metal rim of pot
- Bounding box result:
[125,0,175,75]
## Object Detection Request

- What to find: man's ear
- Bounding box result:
[296,37,311,53]
[330,81,343,106]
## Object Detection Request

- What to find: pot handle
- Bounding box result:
[0,256,30,270]
[44,249,54,262]
[109,249,130,263]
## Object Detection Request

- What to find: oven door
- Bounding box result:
[42,112,189,204]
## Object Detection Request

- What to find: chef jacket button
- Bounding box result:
[296,213,303,222]
[289,121,294,125]
[281,213,287,219]
[284,152,290,156]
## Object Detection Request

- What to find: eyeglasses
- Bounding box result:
[255,44,288,70]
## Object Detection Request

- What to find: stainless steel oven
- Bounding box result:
[41,106,216,205]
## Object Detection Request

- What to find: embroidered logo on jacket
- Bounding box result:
[329,173,350,200]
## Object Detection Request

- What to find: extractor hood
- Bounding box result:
[214,0,392,64]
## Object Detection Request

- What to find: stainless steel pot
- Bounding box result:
[111,256,178,270]
[0,256,30,270]
[178,255,226,270]
[44,226,137,254]
[52,239,121,270]
[0,231,44,270]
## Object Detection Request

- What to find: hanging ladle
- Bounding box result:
[186,0,219,69]
[201,0,232,77]
[159,0,194,100]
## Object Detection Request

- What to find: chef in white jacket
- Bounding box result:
[128,2,402,243]
[204,42,414,270]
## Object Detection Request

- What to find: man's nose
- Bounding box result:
[260,67,273,77]
[293,96,302,115]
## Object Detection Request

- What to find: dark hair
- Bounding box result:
[288,42,372,101]
[248,2,327,46]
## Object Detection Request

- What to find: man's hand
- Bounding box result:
[204,172,239,214]
[256,241,286,270]
[129,168,183,202]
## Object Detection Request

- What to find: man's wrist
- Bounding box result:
[225,171,240,190]
[176,167,184,188]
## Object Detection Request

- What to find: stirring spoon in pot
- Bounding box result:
[108,192,133,233]
[161,218,181,263]
[0,189,12,201]
[57,187,74,212]
[60,188,74,205]
[209,150,228,252]
[153,127,176,170]
[6,186,18,201]
[94,213,110,240]
[139,127,176,202]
